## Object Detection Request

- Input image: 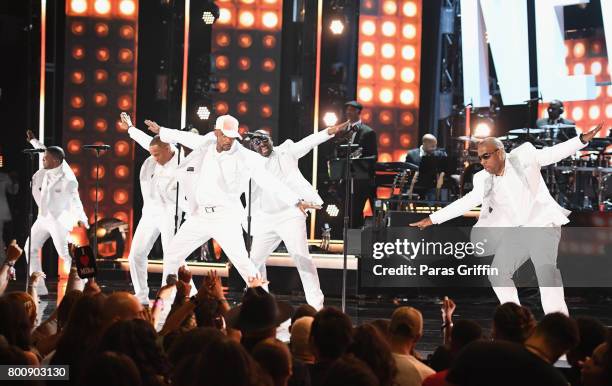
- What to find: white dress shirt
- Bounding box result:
[40,165,63,217]
[149,151,179,208]
[486,160,527,226]
[253,152,291,215]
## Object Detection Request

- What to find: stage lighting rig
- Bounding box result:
[201,1,220,25]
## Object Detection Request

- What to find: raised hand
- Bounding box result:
[26,130,36,142]
[156,283,176,301]
[178,265,192,284]
[327,120,351,135]
[120,112,134,129]
[409,217,433,230]
[30,271,46,286]
[581,121,607,143]
[144,119,161,134]
[247,274,269,288]
[6,240,23,263]
[205,270,224,300]
[84,278,101,295]
[441,296,456,323]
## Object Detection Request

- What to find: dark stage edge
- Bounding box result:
[6,275,612,356]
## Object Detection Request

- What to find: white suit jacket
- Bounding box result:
[128,127,183,215]
[256,128,334,207]
[29,139,88,230]
[159,128,302,217]
[430,135,587,227]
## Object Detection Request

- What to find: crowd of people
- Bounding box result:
[1,240,611,386]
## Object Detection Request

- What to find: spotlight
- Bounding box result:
[326,204,340,217]
[473,116,494,138]
[329,19,345,35]
[197,106,211,120]
[201,1,220,24]
[323,112,338,126]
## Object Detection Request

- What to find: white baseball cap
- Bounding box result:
[215,114,242,139]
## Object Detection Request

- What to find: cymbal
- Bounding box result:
[539,123,576,129]
[497,135,518,141]
[509,128,546,134]
[454,136,481,143]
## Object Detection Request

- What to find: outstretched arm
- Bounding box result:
[157,125,215,149]
[289,121,349,159]
[121,112,154,150]
[535,122,605,166]
[27,130,46,150]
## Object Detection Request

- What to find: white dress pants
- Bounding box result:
[163,208,259,287]
[128,210,176,304]
[250,211,324,310]
[488,227,568,315]
[24,215,71,275]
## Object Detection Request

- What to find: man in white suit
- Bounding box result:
[120,113,184,305]
[145,115,315,288]
[410,123,605,315]
[246,123,348,310]
[25,130,88,294]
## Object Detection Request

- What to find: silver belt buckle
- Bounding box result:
[204,206,215,213]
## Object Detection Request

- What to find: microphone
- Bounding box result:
[22,148,45,154]
[83,144,111,150]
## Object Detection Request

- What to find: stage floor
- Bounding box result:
[7,275,612,356]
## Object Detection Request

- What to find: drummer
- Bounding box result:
[405,134,447,166]
[536,100,577,142]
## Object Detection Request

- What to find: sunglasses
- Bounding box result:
[478,148,499,161]
[251,137,270,146]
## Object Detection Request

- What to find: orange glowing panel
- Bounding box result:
[401,67,415,83]
[114,165,130,179]
[379,110,394,125]
[218,78,229,93]
[114,140,130,156]
[358,86,374,102]
[94,0,111,15]
[262,58,276,71]
[238,57,251,70]
[261,105,272,118]
[71,71,85,84]
[117,95,132,110]
[119,25,135,39]
[216,32,231,47]
[361,108,372,123]
[572,106,584,121]
[238,81,251,93]
[383,1,398,15]
[259,83,271,95]
[215,101,229,115]
[95,23,109,37]
[262,12,279,29]
[72,46,85,60]
[70,0,87,14]
[95,69,109,82]
[117,71,132,86]
[381,21,397,37]
[379,88,394,104]
[360,64,374,79]
[238,34,253,47]
[262,35,276,48]
[591,60,602,76]
[71,22,85,35]
[381,64,396,80]
[403,1,418,17]
[70,116,85,131]
[218,8,232,24]
[94,92,108,107]
[361,42,375,56]
[119,0,136,17]
[118,48,134,63]
[606,103,612,118]
[401,45,416,60]
[239,124,249,133]
[237,101,249,115]
[67,139,83,154]
[379,153,392,162]
[589,105,600,120]
[89,187,105,202]
[96,48,110,61]
[401,111,414,126]
[113,211,129,223]
[361,20,376,36]
[381,43,395,59]
[239,11,255,28]
[71,95,84,109]
[95,118,108,132]
[402,24,417,39]
[400,134,412,147]
[379,132,391,147]
[573,42,586,58]
[400,89,415,105]
[216,55,230,70]
[91,165,106,179]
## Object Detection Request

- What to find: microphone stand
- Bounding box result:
[247,179,252,259]
[341,127,356,313]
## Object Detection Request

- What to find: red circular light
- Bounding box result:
[95,118,108,132]
[96,48,110,61]
[94,93,108,107]
[115,141,130,156]
[114,165,129,179]
[95,69,108,82]
[70,117,85,131]
[67,139,83,154]
[113,189,129,204]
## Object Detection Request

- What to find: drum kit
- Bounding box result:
[453,123,612,211]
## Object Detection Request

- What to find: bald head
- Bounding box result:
[390,306,423,341]
[477,137,506,175]
[422,134,438,154]
[103,292,144,326]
